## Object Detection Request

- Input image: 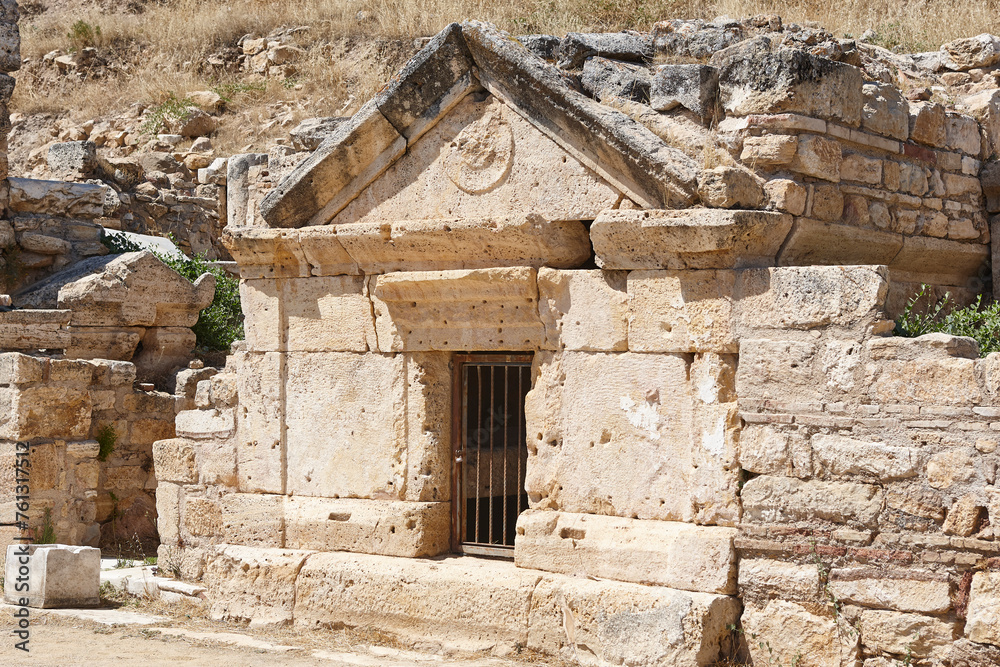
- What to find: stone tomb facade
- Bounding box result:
[156,22,1000,666]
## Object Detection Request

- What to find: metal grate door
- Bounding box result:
[452,354,532,557]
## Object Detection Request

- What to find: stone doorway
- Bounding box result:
[452,354,532,557]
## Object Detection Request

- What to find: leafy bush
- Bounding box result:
[140,92,195,136]
[96,423,118,462]
[67,20,102,49]
[101,233,244,351]
[36,508,57,544]
[895,284,1000,355]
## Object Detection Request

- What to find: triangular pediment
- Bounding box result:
[330,94,623,225]
[260,22,700,229]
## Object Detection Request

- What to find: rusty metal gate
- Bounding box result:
[452,354,532,557]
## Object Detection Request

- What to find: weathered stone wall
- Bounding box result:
[0,353,175,557]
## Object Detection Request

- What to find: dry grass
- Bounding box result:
[11,0,1000,152]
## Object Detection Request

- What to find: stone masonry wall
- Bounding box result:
[0,353,175,558]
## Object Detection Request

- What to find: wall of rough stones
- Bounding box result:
[0,353,175,556]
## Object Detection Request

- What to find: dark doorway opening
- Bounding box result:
[452,354,531,557]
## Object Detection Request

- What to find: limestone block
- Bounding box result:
[718,49,863,125]
[580,56,650,103]
[48,141,98,180]
[293,551,542,651]
[284,276,376,352]
[403,352,452,502]
[336,216,591,273]
[65,326,143,360]
[949,638,1000,667]
[156,481,181,546]
[196,440,237,487]
[764,179,807,215]
[810,184,843,221]
[133,327,196,378]
[942,33,1000,70]
[3,545,100,608]
[0,309,71,350]
[524,351,740,524]
[0,352,47,384]
[739,425,803,476]
[961,90,1000,160]
[697,166,764,209]
[738,558,820,601]
[742,600,858,667]
[735,265,888,333]
[225,153,268,229]
[372,267,545,352]
[966,571,1000,646]
[789,135,842,182]
[285,352,405,498]
[176,409,236,440]
[236,351,284,494]
[910,103,947,148]
[8,178,106,219]
[828,568,950,613]
[284,497,450,557]
[297,226,360,276]
[129,417,175,447]
[741,475,883,528]
[205,545,313,627]
[861,82,909,141]
[778,219,904,267]
[222,228,314,279]
[591,208,793,270]
[946,113,982,156]
[220,493,285,547]
[740,134,797,167]
[0,385,92,441]
[157,544,206,582]
[865,355,980,405]
[514,510,737,594]
[59,251,214,328]
[19,232,71,255]
[239,278,280,351]
[328,95,623,227]
[288,116,346,151]
[183,498,222,538]
[943,493,986,536]
[650,64,719,118]
[627,269,736,353]
[536,268,627,351]
[840,153,883,185]
[526,575,740,667]
[152,439,196,484]
[859,609,959,659]
[811,434,919,481]
[735,339,822,402]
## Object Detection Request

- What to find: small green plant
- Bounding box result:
[895,284,1000,355]
[211,80,265,103]
[282,76,300,89]
[36,507,57,544]
[96,423,118,462]
[67,20,102,49]
[143,555,157,567]
[102,233,243,350]
[140,92,196,136]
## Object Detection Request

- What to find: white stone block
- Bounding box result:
[4,544,101,608]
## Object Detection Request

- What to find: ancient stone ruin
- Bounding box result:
[146,18,1000,666]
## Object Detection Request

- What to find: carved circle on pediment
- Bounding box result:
[445,106,514,194]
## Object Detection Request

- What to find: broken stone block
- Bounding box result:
[738,558,821,601]
[942,33,1000,70]
[966,571,1000,646]
[810,434,918,481]
[943,493,986,536]
[8,178,106,219]
[591,208,793,270]
[152,438,197,484]
[205,545,312,628]
[789,134,843,182]
[741,134,798,167]
[3,544,100,608]
[65,326,143,360]
[962,90,1000,160]
[581,56,650,103]
[650,64,718,118]
[48,140,98,180]
[764,178,806,215]
[166,108,217,138]
[58,251,215,327]
[741,475,883,528]
[537,268,628,351]
[284,497,450,557]
[697,166,764,209]
[909,102,948,147]
[861,82,909,140]
[742,600,857,667]
[828,568,951,613]
[176,408,236,440]
[0,309,71,350]
[859,609,959,660]
[556,32,652,69]
[517,34,560,60]
[718,48,863,125]
[289,117,347,152]
[514,510,737,594]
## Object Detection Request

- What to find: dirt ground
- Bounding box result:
[0,600,566,667]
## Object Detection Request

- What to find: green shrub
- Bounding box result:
[96,423,118,462]
[101,233,244,351]
[140,92,196,136]
[895,284,1000,355]
[36,508,57,544]
[67,20,102,49]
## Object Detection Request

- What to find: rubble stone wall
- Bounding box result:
[0,353,175,556]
